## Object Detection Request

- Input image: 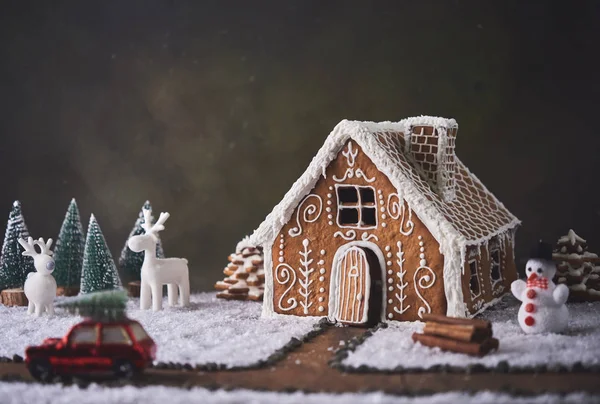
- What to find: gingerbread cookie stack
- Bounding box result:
[215,238,264,301]
[552,229,600,301]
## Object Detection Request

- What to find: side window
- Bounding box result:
[70,326,98,345]
[469,259,481,300]
[490,248,502,285]
[129,323,149,341]
[101,326,132,345]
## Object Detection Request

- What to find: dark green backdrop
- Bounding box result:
[0,1,598,291]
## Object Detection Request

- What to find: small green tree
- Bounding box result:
[57,290,128,321]
[119,201,165,282]
[80,214,122,294]
[0,201,34,291]
[53,198,85,288]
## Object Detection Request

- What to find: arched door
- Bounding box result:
[334,246,371,324]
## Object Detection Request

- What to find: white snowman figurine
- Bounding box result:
[511,241,569,334]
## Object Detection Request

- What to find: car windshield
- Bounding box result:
[129,323,150,341]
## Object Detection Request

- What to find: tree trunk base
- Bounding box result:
[56,286,80,297]
[128,281,141,297]
[1,288,28,306]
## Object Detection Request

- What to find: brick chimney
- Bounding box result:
[407,123,458,201]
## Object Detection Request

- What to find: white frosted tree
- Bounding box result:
[80,214,122,294]
[0,201,34,297]
[53,198,85,294]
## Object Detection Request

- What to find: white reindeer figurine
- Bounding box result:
[127,208,190,311]
[18,237,57,317]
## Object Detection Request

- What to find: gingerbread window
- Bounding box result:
[336,185,377,229]
[469,259,481,300]
[490,248,502,286]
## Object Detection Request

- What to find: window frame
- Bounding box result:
[468,258,482,301]
[489,245,503,288]
[69,325,99,346]
[100,325,133,346]
[335,184,377,230]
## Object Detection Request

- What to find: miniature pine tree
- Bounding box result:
[0,201,34,291]
[57,290,128,321]
[53,199,85,290]
[80,214,122,294]
[215,237,265,301]
[119,201,165,282]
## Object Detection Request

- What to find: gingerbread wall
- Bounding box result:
[461,230,517,315]
[272,140,446,322]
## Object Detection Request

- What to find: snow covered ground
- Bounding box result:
[342,298,600,371]
[0,293,317,368]
[0,382,595,404]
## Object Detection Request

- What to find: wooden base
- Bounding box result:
[56,286,80,297]
[1,288,28,306]
[128,281,141,298]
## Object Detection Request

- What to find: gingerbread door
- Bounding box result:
[333,246,371,324]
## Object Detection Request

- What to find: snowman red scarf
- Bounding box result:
[527,273,549,290]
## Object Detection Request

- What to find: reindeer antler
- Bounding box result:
[141,208,154,233]
[150,212,170,234]
[18,237,53,256]
[34,237,53,256]
[141,208,170,235]
[18,237,36,256]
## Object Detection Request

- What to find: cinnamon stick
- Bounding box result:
[421,313,491,330]
[412,333,499,356]
[423,322,491,343]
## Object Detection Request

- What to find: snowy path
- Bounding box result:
[0,293,317,368]
[342,298,600,371]
[0,382,594,404]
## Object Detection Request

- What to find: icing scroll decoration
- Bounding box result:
[334,230,357,241]
[288,194,323,237]
[414,236,436,319]
[298,239,315,314]
[393,241,410,315]
[361,232,379,242]
[387,193,414,236]
[342,141,358,167]
[275,263,298,311]
[333,141,376,183]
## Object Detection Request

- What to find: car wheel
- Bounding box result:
[113,360,135,379]
[28,359,53,382]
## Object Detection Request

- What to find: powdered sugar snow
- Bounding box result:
[0,293,317,368]
[343,297,600,370]
[0,382,594,404]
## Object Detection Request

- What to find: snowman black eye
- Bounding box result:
[527,267,532,272]
[537,268,542,273]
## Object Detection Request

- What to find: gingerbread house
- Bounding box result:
[249,116,520,324]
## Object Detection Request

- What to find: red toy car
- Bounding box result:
[25,318,156,381]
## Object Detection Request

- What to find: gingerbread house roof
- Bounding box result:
[250,117,520,251]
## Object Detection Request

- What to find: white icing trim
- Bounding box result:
[298,239,315,314]
[334,230,357,241]
[288,194,322,237]
[413,243,436,319]
[393,241,410,315]
[361,233,379,242]
[275,263,297,311]
[328,241,387,323]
